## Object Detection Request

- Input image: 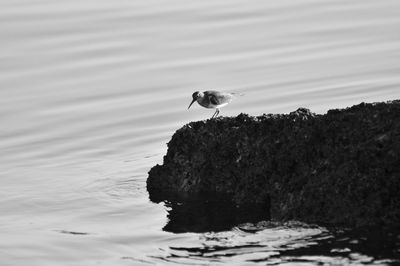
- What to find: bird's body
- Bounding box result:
[188,90,236,118]
[197,91,233,109]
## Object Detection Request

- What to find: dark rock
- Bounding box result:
[147,100,400,229]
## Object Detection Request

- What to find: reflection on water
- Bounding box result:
[1,0,400,264]
[152,222,400,265]
[162,196,270,233]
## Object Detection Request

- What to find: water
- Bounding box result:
[1,0,400,265]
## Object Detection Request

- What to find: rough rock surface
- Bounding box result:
[147,100,400,227]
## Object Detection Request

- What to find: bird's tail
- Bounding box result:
[231,92,245,97]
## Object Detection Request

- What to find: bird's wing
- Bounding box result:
[204,91,233,105]
[208,94,220,105]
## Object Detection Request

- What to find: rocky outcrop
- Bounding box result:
[147,100,400,228]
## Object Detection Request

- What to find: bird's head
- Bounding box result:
[188,91,202,109]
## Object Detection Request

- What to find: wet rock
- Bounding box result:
[147,100,400,228]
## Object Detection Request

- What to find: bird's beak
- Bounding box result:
[188,99,196,109]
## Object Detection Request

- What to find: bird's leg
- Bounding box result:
[211,109,218,119]
[211,109,220,119]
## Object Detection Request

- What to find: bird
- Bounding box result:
[188,90,236,118]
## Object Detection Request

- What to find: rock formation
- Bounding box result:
[147,100,400,228]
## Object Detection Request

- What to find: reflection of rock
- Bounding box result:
[158,221,400,264]
[163,195,269,233]
[147,100,400,228]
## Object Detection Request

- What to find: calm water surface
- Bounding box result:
[1,0,400,265]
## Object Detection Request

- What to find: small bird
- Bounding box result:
[188,90,235,118]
